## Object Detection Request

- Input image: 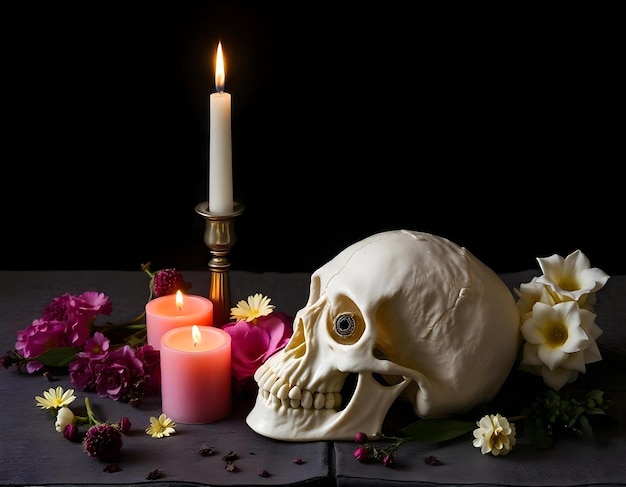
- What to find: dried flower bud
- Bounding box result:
[63,423,81,442]
[354,432,369,444]
[353,446,370,462]
[382,453,395,467]
[117,416,132,434]
[258,469,270,477]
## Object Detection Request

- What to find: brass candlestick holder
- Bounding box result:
[195,201,244,327]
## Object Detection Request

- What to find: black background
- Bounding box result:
[2,2,624,275]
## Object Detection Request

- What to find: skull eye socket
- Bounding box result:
[335,313,355,336]
[329,311,365,345]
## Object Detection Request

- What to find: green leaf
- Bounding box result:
[400,418,475,443]
[525,417,555,450]
[577,415,593,440]
[35,347,79,367]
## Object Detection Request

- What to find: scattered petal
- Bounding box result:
[146,468,163,480]
[198,445,214,456]
[425,455,443,465]
[222,451,238,462]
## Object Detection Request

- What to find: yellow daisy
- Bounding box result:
[230,293,275,323]
[35,386,77,409]
[146,413,176,438]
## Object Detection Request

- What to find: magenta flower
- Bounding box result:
[82,332,110,357]
[15,319,68,372]
[223,311,292,392]
[14,292,112,373]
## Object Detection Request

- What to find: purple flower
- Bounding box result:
[152,269,191,297]
[83,423,123,462]
[15,319,68,372]
[223,311,292,392]
[69,352,107,390]
[134,345,161,393]
[94,345,144,401]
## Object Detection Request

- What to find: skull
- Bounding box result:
[246,230,520,441]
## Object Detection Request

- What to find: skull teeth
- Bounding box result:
[256,367,342,411]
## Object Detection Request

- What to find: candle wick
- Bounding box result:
[177,306,182,312]
[194,342,197,347]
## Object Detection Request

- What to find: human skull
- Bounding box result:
[246,230,520,441]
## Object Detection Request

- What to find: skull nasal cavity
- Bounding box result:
[284,323,306,358]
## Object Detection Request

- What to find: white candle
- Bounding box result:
[209,41,233,214]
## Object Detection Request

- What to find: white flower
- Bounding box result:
[55,406,76,432]
[145,413,176,438]
[514,276,556,320]
[35,386,77,410]
[535,250,609,307]
[472,414,516,456]
[519,301,603,390]
[230,293,275,323]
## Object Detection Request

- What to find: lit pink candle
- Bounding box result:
[160,325,232,424]
[145,292,213,350]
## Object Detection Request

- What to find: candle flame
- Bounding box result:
[176,290,183,311]
[192,324,202,347]
[215,41,225,93]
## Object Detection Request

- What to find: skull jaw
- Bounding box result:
[246,372,411,441]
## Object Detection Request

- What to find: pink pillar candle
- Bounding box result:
[145,293,213,350]
[160,325,232,424]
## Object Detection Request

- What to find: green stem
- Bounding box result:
[84,397,102,426]
[74,414,89,425]
[141,262,155,279]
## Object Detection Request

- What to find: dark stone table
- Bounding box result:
[1,270,624,486]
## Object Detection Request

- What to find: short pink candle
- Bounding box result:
[145,293,213,350]
[160,325,232,424]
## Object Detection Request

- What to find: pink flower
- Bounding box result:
[223,311,292,392]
